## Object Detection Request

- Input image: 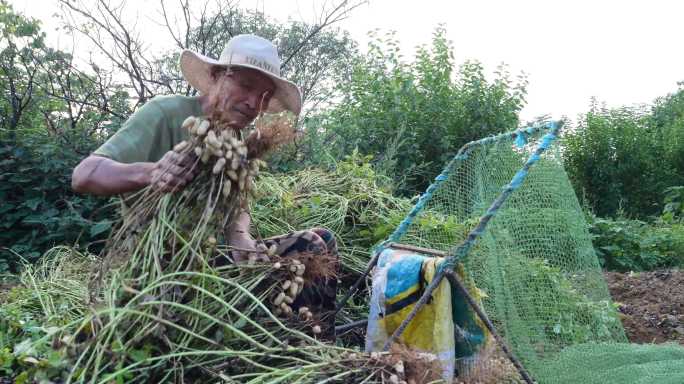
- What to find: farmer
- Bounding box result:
[71,34,338,337]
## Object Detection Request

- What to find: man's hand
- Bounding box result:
[150,150,198,193]
[228,232,258,263]
[226,209,269,264]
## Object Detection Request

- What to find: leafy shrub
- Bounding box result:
[0,140,115,273]
[589,216,684,272]
[305,27,527,196]
[661,186,684,223]
[563,85,684,219]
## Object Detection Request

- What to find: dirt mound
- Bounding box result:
[606,269,684,345]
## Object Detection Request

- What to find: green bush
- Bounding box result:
[588,216,684,272]
[0,247,93,382]
[0,138,115,273]
[563,85,684,218]
[0,2,130,273]
[661,186,684,223]
[301,27,527,196]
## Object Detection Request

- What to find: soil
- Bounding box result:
[605,269,684,345]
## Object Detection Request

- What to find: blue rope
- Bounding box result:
[440,121,560,271]
[515,132,527,148]
[376,121,558,255]
[379,121,561,352]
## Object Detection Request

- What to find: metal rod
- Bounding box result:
[385,242,447,257]
[334,249,380,316]
[444,271,535,384]
[335,319,368,334]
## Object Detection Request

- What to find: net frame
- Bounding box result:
[340,121,637,383]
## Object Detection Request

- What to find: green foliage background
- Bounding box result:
[0,2,129,272]
[287,28,527,195]
[1,0,683,275]
[562,88,684,218]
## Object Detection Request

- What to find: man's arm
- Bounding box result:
[72,151,197,197]
[226,209,258,262]
[72,155,153,196]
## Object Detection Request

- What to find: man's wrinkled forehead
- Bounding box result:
[233,67,276,91]
[212,66,274,89]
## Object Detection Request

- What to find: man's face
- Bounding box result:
[209,67,276,129]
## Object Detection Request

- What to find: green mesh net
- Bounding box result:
[379,123,684,383]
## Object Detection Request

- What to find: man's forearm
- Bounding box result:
[225,209,257,261]
[72,155,154,196]
[227,209,252,239]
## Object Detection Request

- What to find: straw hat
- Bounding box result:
[180,34,302,115]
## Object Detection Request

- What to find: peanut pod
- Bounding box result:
[206,130,221,148]
[289,282,298,298]
[237,145,247,157]
[273,292,286,306]
[279,302,292,315]
[196,120,210,136]
[200,150,211,163]
[282,280,292,290]
[181,116,196,130]
[212,158,226,174]
[227,170,238,181]
[222,180,232,198]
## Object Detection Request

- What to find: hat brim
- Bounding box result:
[180,50,302,116]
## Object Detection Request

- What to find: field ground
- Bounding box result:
[606,269,684,345]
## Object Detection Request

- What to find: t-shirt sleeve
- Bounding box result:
[92,99,166,163]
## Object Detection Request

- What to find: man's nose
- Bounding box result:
[244,92,259,111]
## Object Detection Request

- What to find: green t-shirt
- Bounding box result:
[94,95,203,163]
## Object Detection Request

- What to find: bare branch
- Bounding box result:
[159,0,184,49]
[58,0,154,106]
[281,0,365,70]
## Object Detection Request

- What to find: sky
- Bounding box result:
[9,0,684,122]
